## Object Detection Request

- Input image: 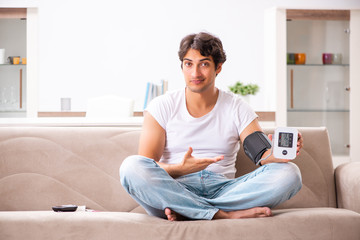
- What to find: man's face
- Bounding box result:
[182,48,222,94]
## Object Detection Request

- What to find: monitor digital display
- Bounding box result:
[278,132,293,148]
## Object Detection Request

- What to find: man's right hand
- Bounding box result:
[158,146,224,178]
[178,147,224,176]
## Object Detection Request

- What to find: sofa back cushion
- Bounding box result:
[0,126,336,212]
[0,127,141,212]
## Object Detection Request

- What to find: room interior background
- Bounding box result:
[1,0,360,113]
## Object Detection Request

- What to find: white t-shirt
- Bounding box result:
[146,88,258,178]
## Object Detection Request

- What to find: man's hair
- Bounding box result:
[178,32,227,69]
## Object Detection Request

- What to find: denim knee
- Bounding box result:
[119,155,154,191]
[273,162,302,197]
[263,162,302,208]
[285,162,302,191]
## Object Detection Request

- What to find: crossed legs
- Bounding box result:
[120,155,302,221]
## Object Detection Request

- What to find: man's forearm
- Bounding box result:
[156,161,184,178]
[156,149,224,178]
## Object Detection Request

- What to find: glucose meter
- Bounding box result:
[273,127,298,160]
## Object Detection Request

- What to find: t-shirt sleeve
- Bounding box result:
[234,97,258,136]
[145,94,172,130]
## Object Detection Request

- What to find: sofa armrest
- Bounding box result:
[335,162,360,213]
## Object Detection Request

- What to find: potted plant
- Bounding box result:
[229,81,259,96]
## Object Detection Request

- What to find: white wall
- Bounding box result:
[34,0,360,112]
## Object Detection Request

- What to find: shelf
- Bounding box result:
[287,64,349,67]
[0,64,26,67]
[37,111,276,121]
[0,109,26,112]
[286,9,350,21]
[288,109,349,113]
[37,111,143,118]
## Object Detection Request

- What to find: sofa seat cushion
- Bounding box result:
[1,208,359,240]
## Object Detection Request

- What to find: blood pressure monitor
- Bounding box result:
[273,127,298,160]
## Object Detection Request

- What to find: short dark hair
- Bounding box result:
[178,32,227,69]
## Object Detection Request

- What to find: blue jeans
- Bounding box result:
[120,155,302,220]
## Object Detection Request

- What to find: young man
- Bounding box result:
[120,32,303,221]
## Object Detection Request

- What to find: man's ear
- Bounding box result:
[215,63,223,76]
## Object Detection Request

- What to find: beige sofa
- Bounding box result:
[0,126,359,240]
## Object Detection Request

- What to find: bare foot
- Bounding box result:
[213,207,272,219]
[164,208,187,221]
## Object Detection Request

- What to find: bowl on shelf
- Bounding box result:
[332,53,342,64]
[295,53,306,64]
[287,53,295,64]
[6,56,20,64]
[322,53,332,64]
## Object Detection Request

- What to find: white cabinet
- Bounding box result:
[0,18,26,117]
[287,16,350,157]
[0,8,38,118]
[265,9,360,162]
[0,64,26,117]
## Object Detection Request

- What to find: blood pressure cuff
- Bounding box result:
[243,131,272,165]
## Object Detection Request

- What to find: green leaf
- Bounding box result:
[228,81,259,96]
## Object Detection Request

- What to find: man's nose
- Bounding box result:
[191,66,201,78]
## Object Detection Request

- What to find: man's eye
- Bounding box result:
[201,62,209,67]
[184,62,192,67]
